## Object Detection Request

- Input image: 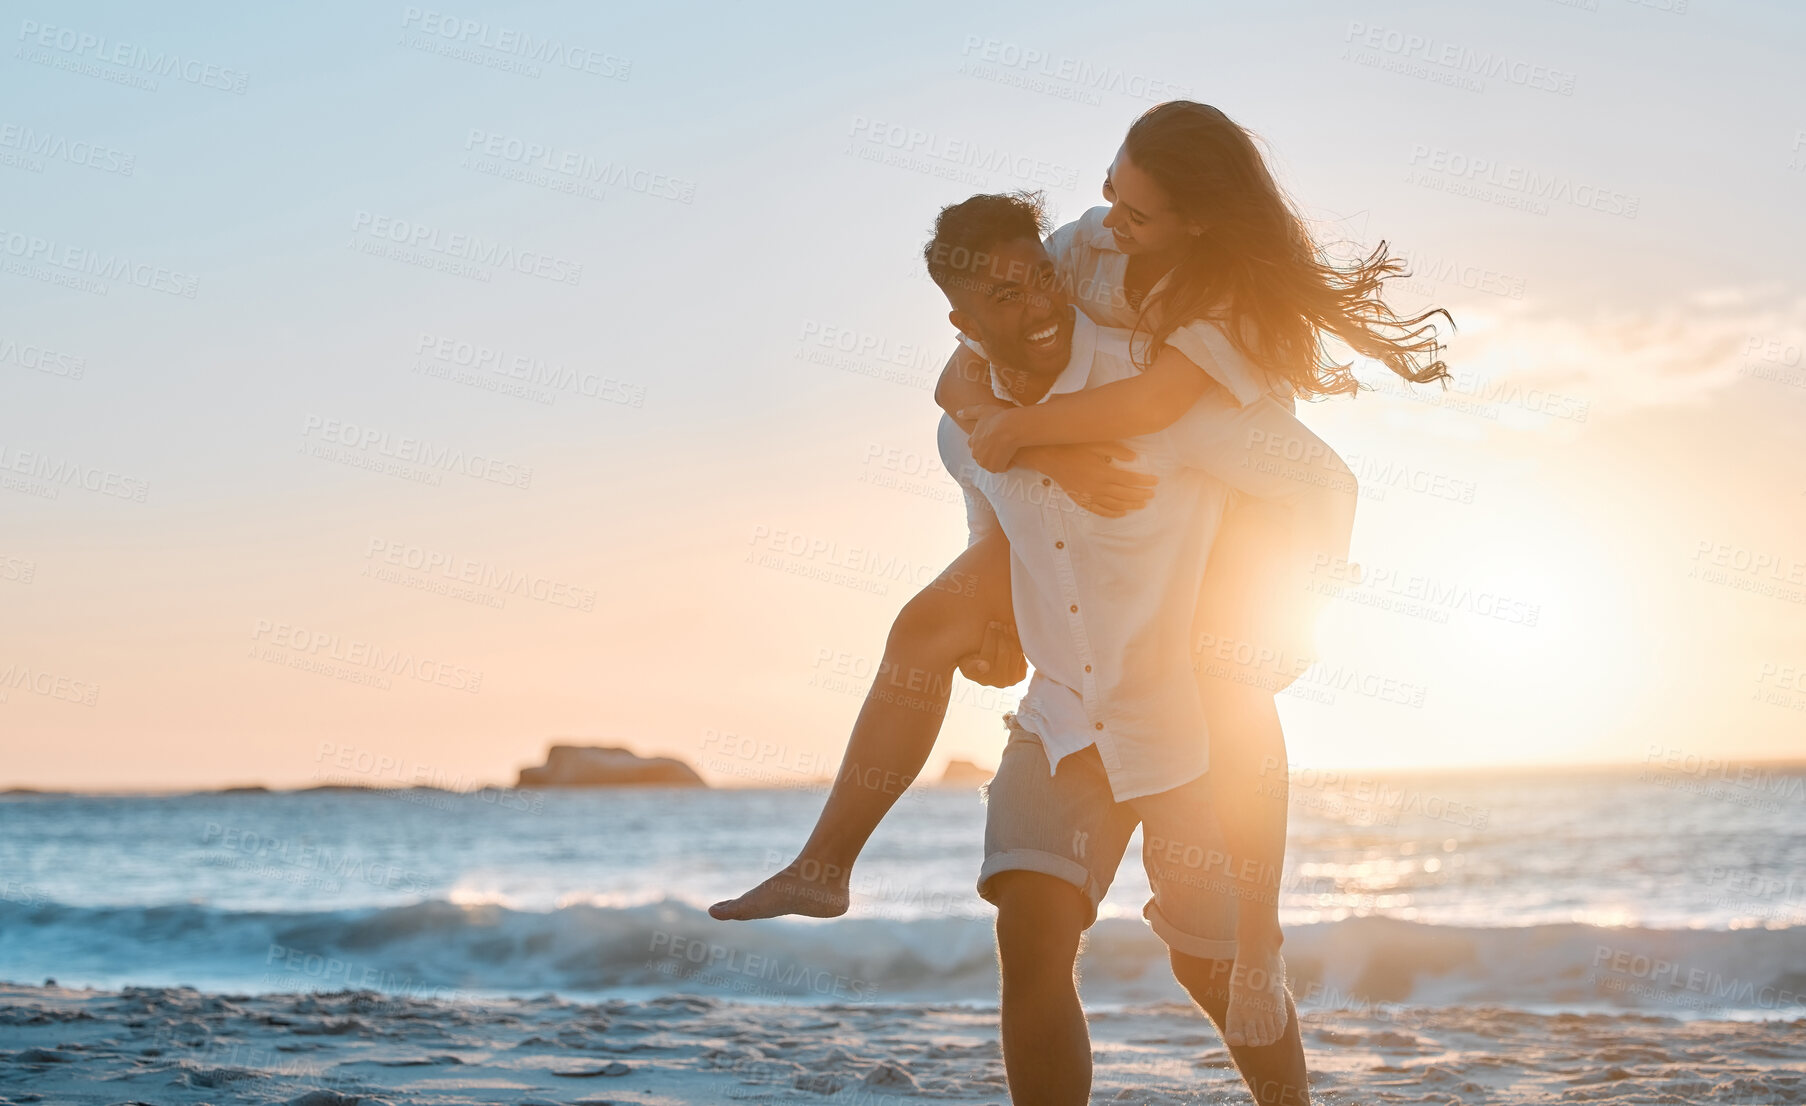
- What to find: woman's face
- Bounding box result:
[1100,146,1196,257]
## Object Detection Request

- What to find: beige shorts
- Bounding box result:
[978,717,1242,961]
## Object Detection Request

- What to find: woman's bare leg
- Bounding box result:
[1196,679,1290,1047]
[710,533,1016,921]
[1192,499,1301,1046]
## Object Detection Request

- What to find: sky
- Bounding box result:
[2,0,1803,790]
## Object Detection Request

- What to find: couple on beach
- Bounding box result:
[713,100,1450,1105]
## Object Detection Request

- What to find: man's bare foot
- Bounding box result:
[1223,941,1289,1048]
[708,858,851,921]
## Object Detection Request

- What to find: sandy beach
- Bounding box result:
[3,981,1802,1106]
[4,782,1803,1104]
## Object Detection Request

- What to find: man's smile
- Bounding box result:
[1025,321,1060,352]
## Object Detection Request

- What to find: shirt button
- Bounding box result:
[1084,665,1092,673]
[1069,604,1078,613]
[1055,541,1064,549]
[1094,722,1104,731]
[1041,478,1051,486]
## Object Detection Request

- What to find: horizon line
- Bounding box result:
[7,754,1806,796]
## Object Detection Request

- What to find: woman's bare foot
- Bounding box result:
[1223,937,1289,1048]
[708,858,851,921]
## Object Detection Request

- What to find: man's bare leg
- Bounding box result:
[710,534,1015,921]
[1170,951,1310,1106]
[991,870,1092,1106]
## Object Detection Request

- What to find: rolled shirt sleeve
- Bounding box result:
[1157,319,1275,408]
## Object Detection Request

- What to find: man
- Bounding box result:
[925,192,1355,1106]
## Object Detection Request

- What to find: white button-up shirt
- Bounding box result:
[940,309,1355,802]
[1050,204,1286,409]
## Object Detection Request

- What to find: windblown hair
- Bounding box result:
[1124,101,1451,397]
[923,191,1051,297]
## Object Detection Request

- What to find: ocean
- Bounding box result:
[2,763,1802,1020]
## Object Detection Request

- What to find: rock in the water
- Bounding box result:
[517,744,706,788]
[936,759,995,788]
[283,1092,391,1106]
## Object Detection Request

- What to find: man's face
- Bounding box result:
[946,236,1075,379]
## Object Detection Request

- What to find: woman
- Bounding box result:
[713,101,1449,1048]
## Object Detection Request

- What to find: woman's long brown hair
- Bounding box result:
[1125,101,1451,398]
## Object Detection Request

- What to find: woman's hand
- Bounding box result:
[962,407,1026,473]
[957,620,1028,688]
[1019,443,1158,518]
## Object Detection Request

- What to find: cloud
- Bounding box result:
[1353,288,1806,422]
